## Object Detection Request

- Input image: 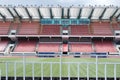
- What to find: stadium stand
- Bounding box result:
[62,44,68,52]
[111,22,120,31]
[38,42,61,52]
[0,21,11,35]
[70,25,90,35]
[39,25,60,35]
[93,39,117,52]
[91,22,113,35]
[0,39,9,52]
[0,5,120,80]
[18,21,40,35]
[70,42,93,52]
[14,39,37,52]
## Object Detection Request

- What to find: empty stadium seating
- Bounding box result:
[18,21,40,35]
[0,21,11,35]
[91,22,113,35]
[0,40,9,52]
[93,39,116,52]
[62,44,68,52]
[39,25,60,35]
[70,25,90,35]
[14,40,37,52]
[38,43,60,52]
[11,22,19,30]
[111,22,120,31]
[70,42,93,52]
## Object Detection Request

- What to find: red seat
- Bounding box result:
[111,23,120,31]
[14,40,37,52]
[38,43,60,52]
[91,22,113,35]
[0,40,8,52]
[71,25,90,35]
[39,25,60,35]
[94,40,116,52]
[63,44,68,52]
[0,21,11,35]
[70,43,93,52]
[18,21,40,35]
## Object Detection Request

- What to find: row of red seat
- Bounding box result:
[0,40,117,53]
[13,40,117,53]
[0,21,120,35]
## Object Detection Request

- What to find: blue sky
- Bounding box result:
[0,0,120,6]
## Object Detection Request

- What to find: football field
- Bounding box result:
[0,57,120,77]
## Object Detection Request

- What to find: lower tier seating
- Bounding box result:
[38,43,60,52]
[14,40,37,52]
[94,40,117,52]
[0,40,9,52]
[70,42,93,52]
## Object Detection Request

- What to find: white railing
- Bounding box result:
[0,55,120,80]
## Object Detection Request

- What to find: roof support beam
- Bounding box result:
[38,8,42,19]
[25,8,32,21]
[77,8,81,19]
[50,8,53,19]
[67,8,70,19]
[99,8,106,20]
[0,12,6,21]
[7,8,14,19]
[89,8,94,19]
[14,8,22,21]
[110,9,118,20]
[116,14,120,20]
[62,8,64,19]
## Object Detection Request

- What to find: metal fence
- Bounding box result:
[0,55,120,80]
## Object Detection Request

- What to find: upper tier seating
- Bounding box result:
[0,21,11,35]
[39,25,60,35]
[18,21,40,35]
[94,40,117,52]
[91,22,113,35]
[70,25,90,35]
[38,43,60,52]
[14,40,37,52]
[70,42,93,52]
[11,23,19,30]
[0,40,8,52]
[111,23,120,31]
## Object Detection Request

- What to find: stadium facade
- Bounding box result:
[0,5,120,80]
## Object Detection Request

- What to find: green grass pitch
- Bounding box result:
[0,57,120,77]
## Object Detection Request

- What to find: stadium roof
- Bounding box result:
[0,6,120,20]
